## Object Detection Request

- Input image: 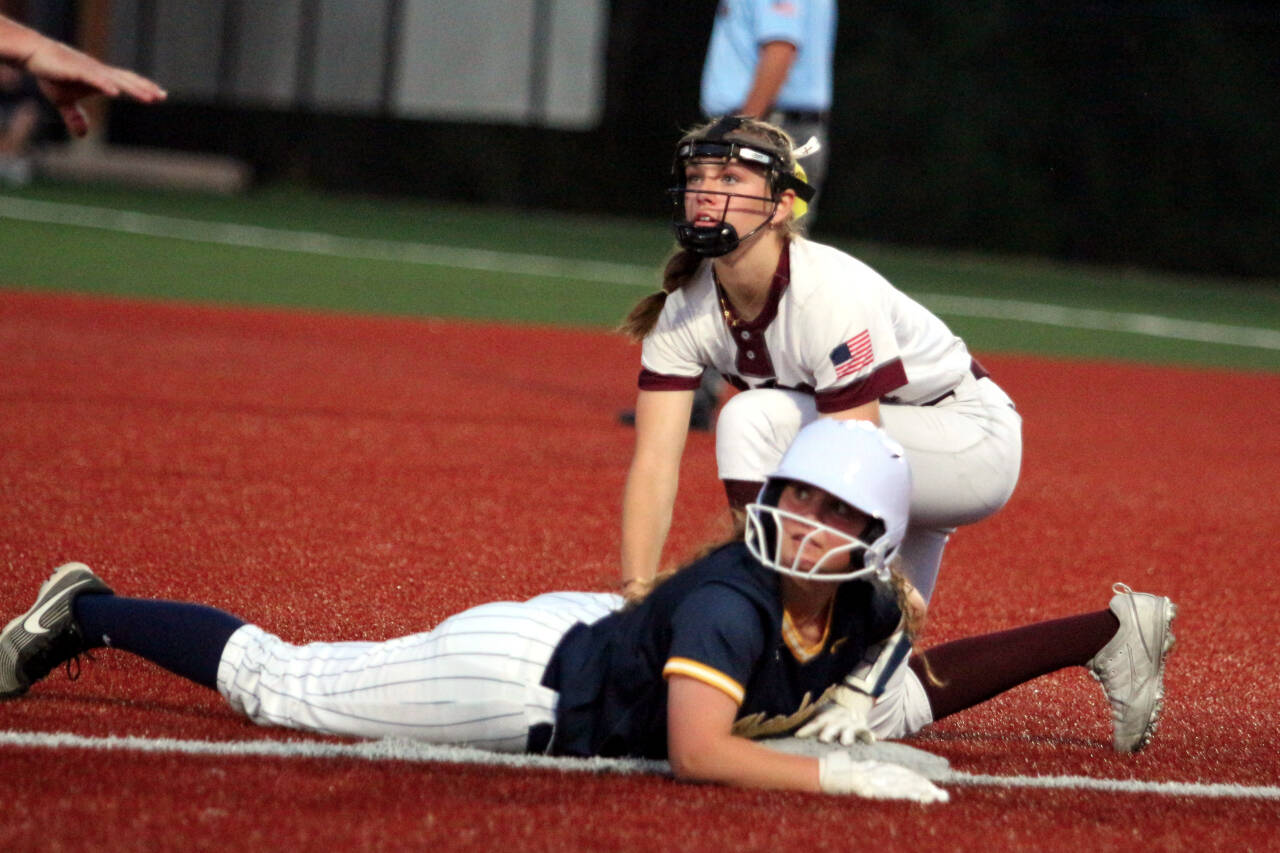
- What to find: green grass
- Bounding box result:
[2,180,1277,371]
[0,216,637,327]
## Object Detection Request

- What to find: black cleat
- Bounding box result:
[0,563,113,699]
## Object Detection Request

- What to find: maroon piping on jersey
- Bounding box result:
[714,242,789,379]
[637,368,702,392]
[816,358,909,413]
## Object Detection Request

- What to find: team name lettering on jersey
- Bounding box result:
[731,683,841,739]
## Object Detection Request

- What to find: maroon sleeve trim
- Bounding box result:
[638,368,703,391]
[815,358,908,413]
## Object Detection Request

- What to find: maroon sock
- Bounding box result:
[910,609,1120,721]
[723,479,763,511]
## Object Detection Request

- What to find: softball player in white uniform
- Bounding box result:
[620,116,1022,606]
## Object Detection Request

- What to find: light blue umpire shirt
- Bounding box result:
[700,0,836,117]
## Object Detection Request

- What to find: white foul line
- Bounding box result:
[939,770,1280,800]
[0,195,655,287]
[2,195,1277,351]
[2,729,1277,801]
[918,293,1280,351]
[0,729,666,776]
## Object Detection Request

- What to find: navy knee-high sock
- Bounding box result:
[73,594,246,690]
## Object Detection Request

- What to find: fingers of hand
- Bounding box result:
[795,705,872,745]
[795,707,836,740]
[27,39,165,103]
[818,754,949,803]
[619,577,653,603]
[58,103,88,137]
[109,67,166,101]
[797,684,874,744]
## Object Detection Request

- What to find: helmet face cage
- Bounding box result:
[744,491,892,584]
[669,118,815,257]
[742,419,911,584]
[668,185,777,257]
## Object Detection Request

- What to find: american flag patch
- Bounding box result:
[830,330,874,379]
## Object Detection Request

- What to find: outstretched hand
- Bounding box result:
[21,32,166,137]
[818,752,949,803]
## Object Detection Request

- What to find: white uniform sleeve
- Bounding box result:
[639,288,711,386]
[806,284,903,395]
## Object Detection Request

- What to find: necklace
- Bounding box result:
[718,293,742,328]
[713,268,754,328]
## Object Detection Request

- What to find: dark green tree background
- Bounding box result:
[822,3,1277,277]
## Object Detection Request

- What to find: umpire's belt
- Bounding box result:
[775,109,830,123]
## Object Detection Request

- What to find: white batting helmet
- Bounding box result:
[744,419,911,582]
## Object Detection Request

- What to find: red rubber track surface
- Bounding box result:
[2,290,1278,851]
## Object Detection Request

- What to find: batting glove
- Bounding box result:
[796,684,875,745]
[817,752,949,803]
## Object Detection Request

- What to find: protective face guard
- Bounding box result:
[673,139,816,203]
[668,184,778,257]
[669,122,816,257]
[744,502,890,583]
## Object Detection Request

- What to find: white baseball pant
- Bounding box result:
[716,372,1022,601]
[216,592,623,752]
[867,665,935,740]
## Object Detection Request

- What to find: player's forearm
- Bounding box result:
[621,390,692,585]
[828,398,882,425]
[620,460,677,584]
[0,15,46,66]
[669,733,820,792]
[740,40,797,118]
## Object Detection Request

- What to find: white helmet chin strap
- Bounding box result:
[744,503,889,583]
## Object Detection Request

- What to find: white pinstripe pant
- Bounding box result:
[216,592,623,752]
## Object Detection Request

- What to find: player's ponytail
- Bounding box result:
[889,566,944,688]
[617,248,703,341]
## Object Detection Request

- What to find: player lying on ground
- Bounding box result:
[1,421,1174,801]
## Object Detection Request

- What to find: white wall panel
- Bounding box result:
[393,0,536,122]
[543,0,606,129]
[108,0,608,126]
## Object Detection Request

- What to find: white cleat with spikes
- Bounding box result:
[1087,582,1177,752]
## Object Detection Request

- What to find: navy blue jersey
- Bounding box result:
[542,542,901,758]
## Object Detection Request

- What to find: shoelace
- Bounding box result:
[1111,581,1155,664]
[63,649,95,682]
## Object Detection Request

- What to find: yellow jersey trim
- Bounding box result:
[663,657,745,705]
[781,599,834,663]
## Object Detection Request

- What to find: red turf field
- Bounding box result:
[2,289,1277,851]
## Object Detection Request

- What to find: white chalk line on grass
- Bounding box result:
[0,196,655,287]
[2,195,1278,351]
[3,729,1278,801]
[918,293,1280,351]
